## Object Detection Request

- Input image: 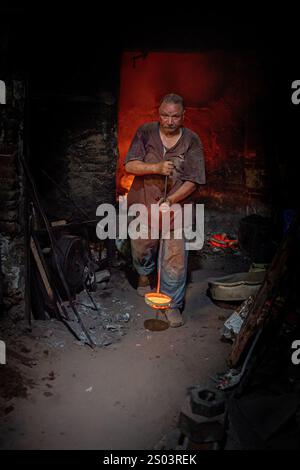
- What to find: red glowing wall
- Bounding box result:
[117,51,264,198]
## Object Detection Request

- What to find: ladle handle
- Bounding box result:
[156,238,163,293]
[163,174,168,201]
[157,175,168,293]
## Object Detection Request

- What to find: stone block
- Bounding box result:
[179,397,225,443]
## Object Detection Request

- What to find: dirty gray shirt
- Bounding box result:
[125,122,206,209]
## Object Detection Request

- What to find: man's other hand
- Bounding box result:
[157,198,171,213]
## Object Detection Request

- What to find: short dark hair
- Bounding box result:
[160,93,184,109]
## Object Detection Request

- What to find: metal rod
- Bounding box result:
[163,174,168,200]
[156,239,163,293]
[84,288,99,312]
[156,175,168,294]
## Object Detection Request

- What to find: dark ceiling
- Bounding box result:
[1,5,300,205]
[1,6,300,92]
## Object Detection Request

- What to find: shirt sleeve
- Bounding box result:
[124,127,146,165]
[182,134,206,185]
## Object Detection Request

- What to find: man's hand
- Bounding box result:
[157,197,172,213]
[156,161,174,176]
[159,202,171,213]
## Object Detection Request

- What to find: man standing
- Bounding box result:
[125,94,205,327]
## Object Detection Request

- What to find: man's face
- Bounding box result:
[159,102,185,134]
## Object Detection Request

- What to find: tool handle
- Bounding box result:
[156,174,168,292]
[156,174,169,293]
[156,238,164,293]
[163,174,168,201]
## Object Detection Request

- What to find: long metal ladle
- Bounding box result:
[144,175,172,327]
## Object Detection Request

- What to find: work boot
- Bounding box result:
[137,275,154,297]
[164,308,184,327]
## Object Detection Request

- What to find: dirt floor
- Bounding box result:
[0,249,249,450]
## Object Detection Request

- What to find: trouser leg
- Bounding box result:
[130,237,159,276]
[130,229,188,309]
[160,235,188,309]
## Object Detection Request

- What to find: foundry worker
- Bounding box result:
[124,93,206,327]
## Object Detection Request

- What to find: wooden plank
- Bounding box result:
[30,236,54,302]
[51,220,67,227]
[229,214,297,368]
[24,186,32,325]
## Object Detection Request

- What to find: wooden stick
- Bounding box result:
[30,236,54,302]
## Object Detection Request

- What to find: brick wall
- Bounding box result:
[0,79,25,315]
[30,93,118,222]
